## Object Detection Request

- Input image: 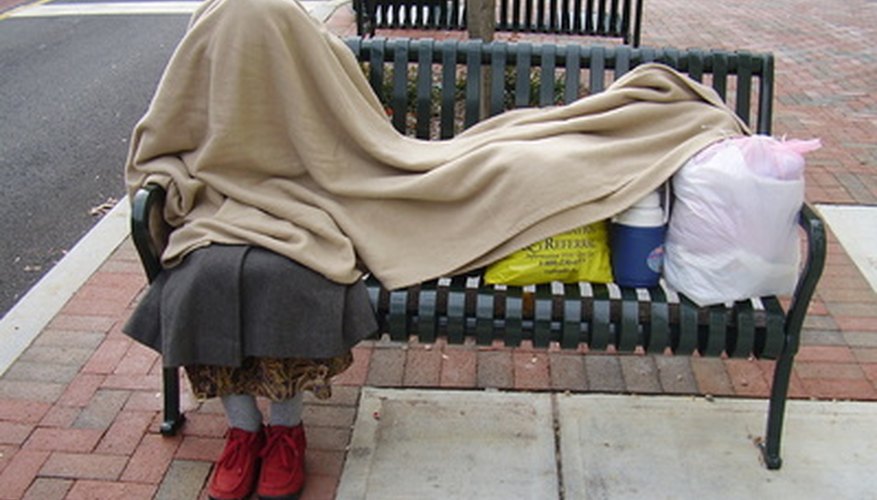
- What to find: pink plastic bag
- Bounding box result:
[731,136,821,180]
[664,134,820,306]
[688,136,820,181]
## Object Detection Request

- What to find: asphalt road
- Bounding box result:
[0,5,190,317]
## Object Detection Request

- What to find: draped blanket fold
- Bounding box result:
[125,0,748,290]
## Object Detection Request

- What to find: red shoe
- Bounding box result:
[257,424,306,500]
[208,427,264,500]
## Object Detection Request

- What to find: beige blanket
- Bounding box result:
[125,0,748,290]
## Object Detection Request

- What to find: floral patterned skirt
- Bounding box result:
[185,352,353,401]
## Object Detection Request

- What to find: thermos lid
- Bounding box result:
[635,191,661,208]
[613,191,665,227]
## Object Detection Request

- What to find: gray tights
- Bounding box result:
[221,393,304,432]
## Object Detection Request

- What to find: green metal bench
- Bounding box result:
[131,38,826,470]
[354,0,643,47]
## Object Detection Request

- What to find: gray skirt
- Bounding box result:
[123,244,378,368]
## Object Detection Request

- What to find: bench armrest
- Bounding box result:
[131,184,169,283]
[786,203,827,351]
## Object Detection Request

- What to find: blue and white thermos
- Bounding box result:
[611,189,668,288]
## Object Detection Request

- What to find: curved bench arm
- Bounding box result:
[131,184,168,283]
[786,203,827,352]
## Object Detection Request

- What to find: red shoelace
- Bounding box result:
[260,428,301,470]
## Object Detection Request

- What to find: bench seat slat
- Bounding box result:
[589,283,612,350]
[363,277,789,360]
[646,285,669,353]
[759,296,786,359]
[618,287,639,352]
[704,304,728,357]
[418,286,438,343]
[534,284,553,347]
[388,288,408,340]
[505,286,524,346]
[446,278,466,343]
[562,284,583,348]
[676,297,698,354]
[729,300,756,358]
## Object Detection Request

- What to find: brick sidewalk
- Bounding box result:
[1,0,875,498]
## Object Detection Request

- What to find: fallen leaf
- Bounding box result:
[89,197,119,216]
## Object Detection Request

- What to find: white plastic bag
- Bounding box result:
[664,135,820,306]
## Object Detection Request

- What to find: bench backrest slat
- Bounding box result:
[735,52,753,126]
[539,45,557,106]
[490,44,508,115]
[416,42,433,138]
[465,42,482,128]
[588,45,606,93]
[563,44,581,104]
[440,42,457,138]
[392,43,409,131]
[348,38,774,139]
[515,43,533,108]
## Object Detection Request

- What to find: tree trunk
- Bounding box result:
[466,0,496,119]
[466,0,496,42]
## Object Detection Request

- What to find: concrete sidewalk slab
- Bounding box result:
[817,204,877,293]
[337,388,559,499]
[338,390,877,499]
[558,394,877,500]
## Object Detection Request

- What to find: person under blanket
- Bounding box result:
[122,0,748,497]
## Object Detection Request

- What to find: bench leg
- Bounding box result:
[160,367,186,436]
[761,351,794,470]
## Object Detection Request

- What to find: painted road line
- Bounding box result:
[8,0,331,18]
[10,1,201,16]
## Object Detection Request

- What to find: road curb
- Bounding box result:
[0,198,130,376]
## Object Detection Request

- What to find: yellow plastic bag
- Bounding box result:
[484,221,614,285]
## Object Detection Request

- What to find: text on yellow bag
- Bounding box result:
[484,221,614,285]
